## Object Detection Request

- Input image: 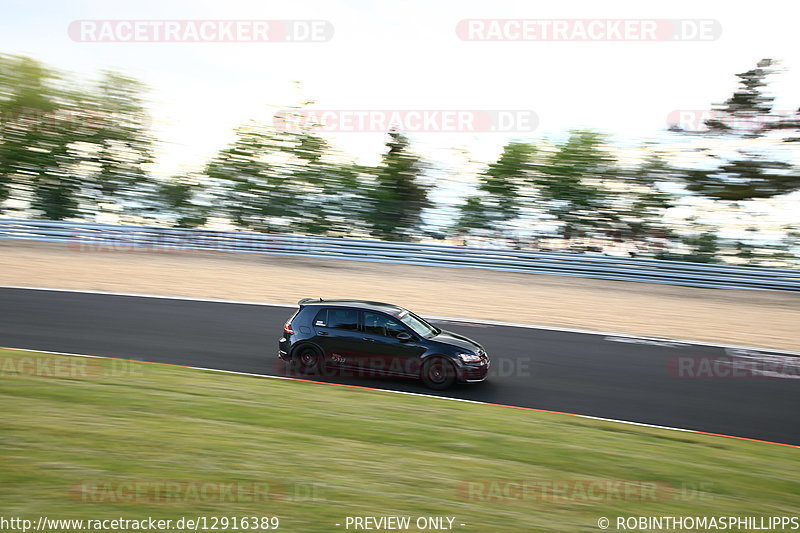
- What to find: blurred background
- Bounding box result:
[1,0,799,267]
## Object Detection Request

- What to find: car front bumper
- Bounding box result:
[457,357,490,383]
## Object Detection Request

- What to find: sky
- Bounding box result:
[1,0,799,236]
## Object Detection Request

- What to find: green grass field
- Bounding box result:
[0,348,798,532]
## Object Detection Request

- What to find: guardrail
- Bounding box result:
[1,217,799,292]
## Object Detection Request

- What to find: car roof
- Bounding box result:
[298,298,405,314]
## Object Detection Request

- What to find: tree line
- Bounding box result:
[1,53,799,264]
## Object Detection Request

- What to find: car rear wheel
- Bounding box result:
[292,345,323,375]
[421,357,457,390]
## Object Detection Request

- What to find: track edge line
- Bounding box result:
[2,345,797,450]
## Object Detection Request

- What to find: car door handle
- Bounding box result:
[362,337,375,341]
[317,331,328,336]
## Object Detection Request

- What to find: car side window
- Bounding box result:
[364,311,406,338]
[326,308,359,331]
[313,309,327,327]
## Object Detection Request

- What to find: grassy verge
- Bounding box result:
[0,348,798,532]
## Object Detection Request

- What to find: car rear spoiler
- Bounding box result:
[298,298,323,305]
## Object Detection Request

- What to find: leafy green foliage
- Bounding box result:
[533,131,613,238]
[152,179,208,228]
[205,125,294,232]
[362,132,429,241]
[79,71,154,209]
[0,52,796,267]
[0,54,154,219]
[0,55,76,218]
[205,120,368,235]
[673,59,800,201]
[454,142,535,234]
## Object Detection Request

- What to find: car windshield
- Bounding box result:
[396,310,440,338]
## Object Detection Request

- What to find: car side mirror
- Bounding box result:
[396,332,412,342]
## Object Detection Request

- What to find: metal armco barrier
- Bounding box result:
[1,217,799,291]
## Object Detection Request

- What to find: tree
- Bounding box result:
[363,132,429,241]
[150,176,208,228]
[532,130,613,239]
[205,124,297,232]
[673,230,721,264]
[0,54,79,219]
[0,55,155,220]
[206,117,367,235]
[454,196,495,233]
[77,71,154,214]
[454,141,536,235]
[672,59,800,201]
[285,132,366,236]
[609,148,677,247]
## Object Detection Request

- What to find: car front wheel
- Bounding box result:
[421,357,457,390]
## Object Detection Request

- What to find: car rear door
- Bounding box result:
[311,307,363,368]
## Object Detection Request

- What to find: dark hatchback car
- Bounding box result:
[278,299,490,389]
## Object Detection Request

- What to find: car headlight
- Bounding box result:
[458,352,482,363]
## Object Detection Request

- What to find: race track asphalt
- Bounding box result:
[1,287,797,445]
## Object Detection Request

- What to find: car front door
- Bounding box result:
[357,311,426,377]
